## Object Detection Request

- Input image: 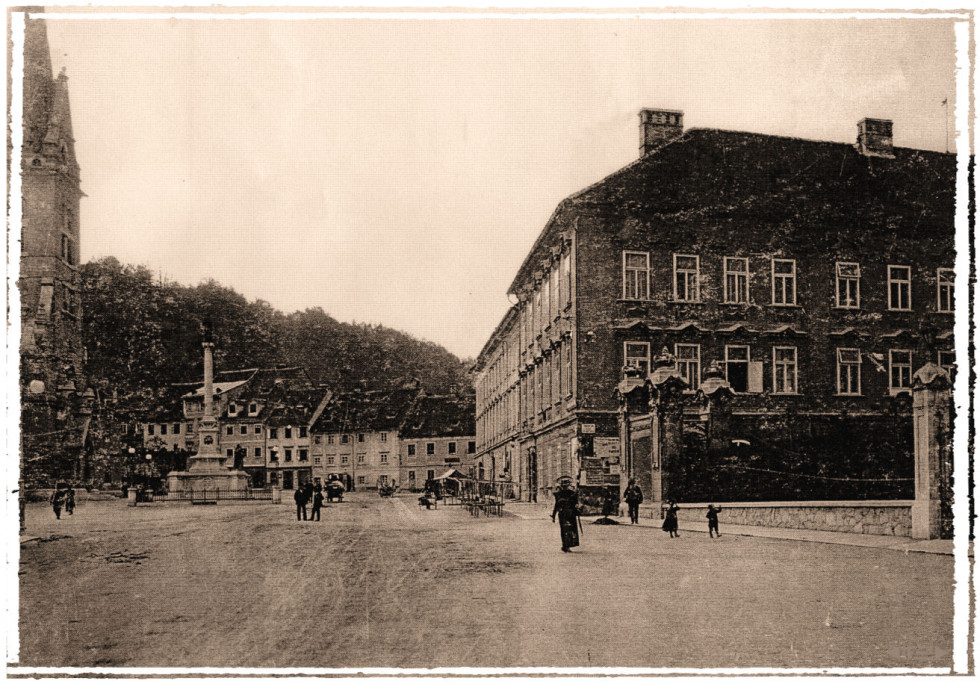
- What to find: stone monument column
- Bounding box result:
[187,323,225,473]
[167,321,249,498]
[910,362,953,540]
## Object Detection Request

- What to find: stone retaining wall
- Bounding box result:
[641,501,913,537]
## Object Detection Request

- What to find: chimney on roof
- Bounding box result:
[639,108,684,157]
[856,118,894,158]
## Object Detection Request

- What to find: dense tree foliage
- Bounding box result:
[80,257,472,399]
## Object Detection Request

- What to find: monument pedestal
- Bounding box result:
[166,413,249,499]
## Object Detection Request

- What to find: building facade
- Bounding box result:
[311,386,419,490]
[399,394,476,491]
[141,366,327,488]
[474,109,955,506]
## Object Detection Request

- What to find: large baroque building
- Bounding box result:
[19,13,93,484]
[474,109,955,505]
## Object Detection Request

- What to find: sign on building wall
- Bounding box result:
[594,437,620,464]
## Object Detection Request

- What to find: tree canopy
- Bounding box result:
[80,257,472,399]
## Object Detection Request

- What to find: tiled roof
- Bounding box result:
[312,388,420,433]
[399,394,476,439]
[510,128,954,294]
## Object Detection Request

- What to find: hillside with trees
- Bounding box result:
[80,257,472,399]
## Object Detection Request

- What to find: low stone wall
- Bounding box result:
[641,500,913,537]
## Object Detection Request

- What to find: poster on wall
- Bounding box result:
[594,437,621,464]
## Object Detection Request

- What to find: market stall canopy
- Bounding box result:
[434,468,470,481]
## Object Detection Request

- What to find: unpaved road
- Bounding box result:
[17,493,953,668]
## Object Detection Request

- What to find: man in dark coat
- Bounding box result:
[310,488,324,522]
[623,479,643,524]
[294,486,308,521]
[50,487,65,520]
[551,477,580,553]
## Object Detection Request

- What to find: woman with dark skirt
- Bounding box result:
[551,477,580,553]
[662,500,680,538]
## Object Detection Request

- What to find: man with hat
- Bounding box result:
[623,478,644,524]
[551,476,580,553]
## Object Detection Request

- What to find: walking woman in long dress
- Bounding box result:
[551,477,580,553]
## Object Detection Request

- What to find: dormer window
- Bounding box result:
[248,403,258,415]
[228,404,238,417]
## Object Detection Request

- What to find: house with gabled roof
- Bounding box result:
[399,393,476,491]
[310,384,420,490]
[142,365,326,488]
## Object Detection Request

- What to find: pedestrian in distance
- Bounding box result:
[65,487,76,516]
[310,488,324,522]
[50,487,65,520]
[294,487,308,521]
[662,500,680,538]
[623,479,643,524]
[551,476,581,553]
[707,504,722,538]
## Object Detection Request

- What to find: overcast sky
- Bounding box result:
[41,10,959,360]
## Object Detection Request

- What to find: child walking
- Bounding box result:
[707,504,722,538]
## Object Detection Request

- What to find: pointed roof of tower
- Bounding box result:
[22,11,79,179]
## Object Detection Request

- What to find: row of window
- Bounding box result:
[319,453,389,465]
[623,252,955,311]
[322,432,388,444]
[267,447,309,462]
[405,441,477,456]
[625,341,955,395]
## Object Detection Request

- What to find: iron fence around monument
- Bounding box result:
[164,488,274,503]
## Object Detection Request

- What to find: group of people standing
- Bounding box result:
[552,477,723,551]
[49,486,75,519]
[294,482,325,521]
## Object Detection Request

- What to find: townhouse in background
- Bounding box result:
[141,366,329,488]
[474,109,955,505]
[399,394,476,491]
[310,386,419,490]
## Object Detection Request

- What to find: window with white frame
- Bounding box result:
[328,435,334,444]
[835,262,861,308]
[724,257,749,304]
[675,344,700,389]
[248,403,257,415]
[937,268,954,313]
[427,442,435,455]
[673,255,700,302]
[228,404,238,416]
[381,431,387,442]
[725,345,750,393]
[623,251,649,300]
[357,453,365,464]
[773,347,798,394]
[380,453,388,463]
[889,350,913,391]
[341,455,349,464]
[625,341,651,375]
[888,265,912,311]
[836,348,861,395]
[938,350,956,380]
[327,456,335,465]
[772,259,797,306]
[448,441,456,454]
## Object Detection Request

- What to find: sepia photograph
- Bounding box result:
[5,4,974,677]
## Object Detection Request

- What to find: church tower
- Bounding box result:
[19,11,92,484]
